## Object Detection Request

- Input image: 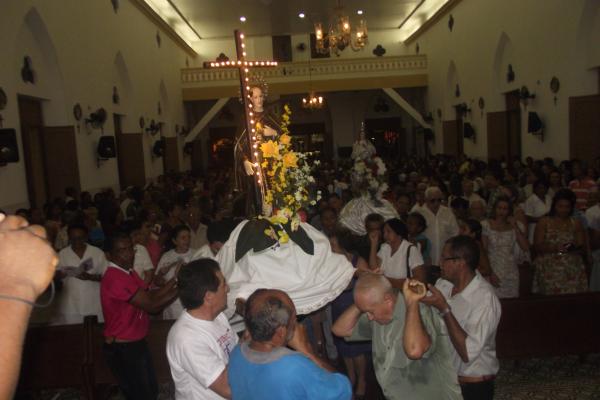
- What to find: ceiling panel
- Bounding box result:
[172,0,422,39]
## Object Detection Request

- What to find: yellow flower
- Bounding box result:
[255,122,263,131]
[277,230,290,244]
[261,140,279,158]
[279,134,291,146]
[283,152,298,168]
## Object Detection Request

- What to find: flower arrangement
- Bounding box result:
[253,105,321,248]
[351,155,389,200]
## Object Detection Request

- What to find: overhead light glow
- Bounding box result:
[142,0,201,48]
[398,0,451,42]
[357,10,363,15]
[299,12,305,18]
[240,16,247,22]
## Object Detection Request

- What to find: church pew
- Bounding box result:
[496,292,600,359]
[16,322,87,396]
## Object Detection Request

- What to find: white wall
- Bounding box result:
[0,0,189,211]
[414,0,599,160]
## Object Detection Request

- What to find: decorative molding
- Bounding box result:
[128,0,197,57]
[182,55,427,85]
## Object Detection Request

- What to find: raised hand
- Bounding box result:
[420,283,448,312]
[402,279,427,305]
[0,214,58,302]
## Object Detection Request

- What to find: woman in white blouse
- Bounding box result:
[369,218,426,288]
[157,225,196,319]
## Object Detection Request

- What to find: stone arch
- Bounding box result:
[14,7,67,124]
[576,0,600,68]
[112,51,133,115]
[490,31,516,109]
[492,32,519,89]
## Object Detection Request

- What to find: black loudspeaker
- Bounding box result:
[463,122,475,141]
[528,112,543,135]
[152,138,165,157]
[97,136,116,159]
[0,129,19,164]
[423,128,434,141]
[337,146,352,158]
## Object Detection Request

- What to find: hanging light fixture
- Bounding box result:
[314,0,368,56]
[302,60,324,110]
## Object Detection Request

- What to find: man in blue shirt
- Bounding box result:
[228,289,351,400]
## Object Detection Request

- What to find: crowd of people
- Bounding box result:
[4,153,600,400]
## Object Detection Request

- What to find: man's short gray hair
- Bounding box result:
[245,289,293,342]
[425,186,442,200]
[354,273,393,304]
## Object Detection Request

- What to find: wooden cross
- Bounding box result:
[208,30,278,213]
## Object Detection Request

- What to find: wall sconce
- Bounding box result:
[146,120,161,135]
[519,86,536,108]
[85,108,107,131]
[455,102,471,117]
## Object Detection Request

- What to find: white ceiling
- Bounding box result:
[171,0,423,39]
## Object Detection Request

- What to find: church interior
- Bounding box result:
[1,0,600,399]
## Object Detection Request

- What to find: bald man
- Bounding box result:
[332,274,461,400]
[228,289,351,400]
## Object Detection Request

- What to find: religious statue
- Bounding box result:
[351,123,376,161]
[234,80,281,199]
[338,123,398,235]
[211,32,353,321]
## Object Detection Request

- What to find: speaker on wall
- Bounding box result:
[152,138,165,157]
[463,122,476,141]
[97,136,116,159]
[528,112,543,134]
[0,129,19,164]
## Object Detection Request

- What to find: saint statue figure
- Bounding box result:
[351,124,376,161]
[234,82,282,201]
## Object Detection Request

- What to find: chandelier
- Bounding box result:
[314,1,368,56]
[302,60,324,110]
[302,92,324,110]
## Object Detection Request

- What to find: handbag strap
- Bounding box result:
[406,243,415,279]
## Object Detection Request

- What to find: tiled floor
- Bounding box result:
[21,353,600,399]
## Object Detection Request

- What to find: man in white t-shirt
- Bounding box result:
[167,259,238,400]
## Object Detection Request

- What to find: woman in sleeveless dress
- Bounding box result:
[482,196,529,298]
[533,189,588,294]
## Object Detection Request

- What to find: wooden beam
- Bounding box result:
[382,88,431,129]
[184,98,230,143]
